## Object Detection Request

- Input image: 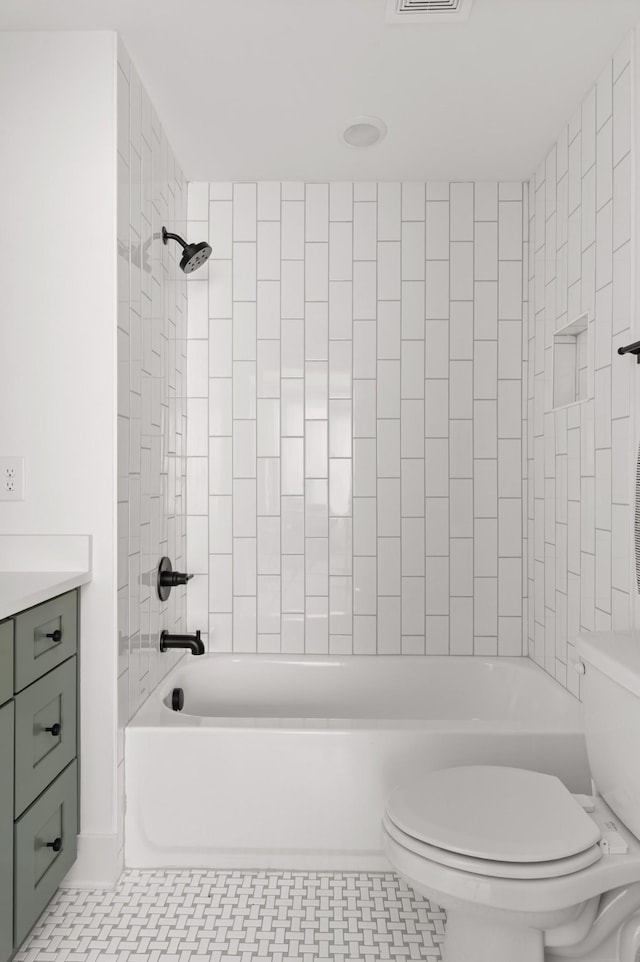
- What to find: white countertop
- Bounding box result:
[0,570,92,621]
[0,535,92,619]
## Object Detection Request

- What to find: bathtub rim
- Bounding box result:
[127,654,584,735]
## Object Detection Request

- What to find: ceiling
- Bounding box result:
[1,0,640,181]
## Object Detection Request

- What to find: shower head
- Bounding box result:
[162,226,212,274]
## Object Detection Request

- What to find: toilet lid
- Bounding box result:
[386,767,601,863]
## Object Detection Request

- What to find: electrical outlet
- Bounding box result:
[0,458,25,501]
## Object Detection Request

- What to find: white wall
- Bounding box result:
[186,181,526,655]
[526,32,637,695]
[0,32,119,879]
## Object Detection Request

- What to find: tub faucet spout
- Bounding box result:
[159,630,204,655]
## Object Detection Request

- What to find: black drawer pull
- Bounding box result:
[46,837,62,853]
[45,629,62,643]
[44,723,61,737]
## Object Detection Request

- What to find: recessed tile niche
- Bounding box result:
[552,312,591,410]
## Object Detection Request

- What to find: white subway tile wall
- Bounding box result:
[187,181,525,655]
[116,40,188,851]
[526,36,635,694]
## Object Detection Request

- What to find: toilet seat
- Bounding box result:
[383,810,602,880]
[384,791,640,917]
[385,766,601,867]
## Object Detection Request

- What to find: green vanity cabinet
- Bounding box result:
[0,701,14,962]
[14,657,77,816]
[14,761,77,947]
[14,591,77,693]
[0,589,80,962]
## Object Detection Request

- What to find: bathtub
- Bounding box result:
[125,654,589,870]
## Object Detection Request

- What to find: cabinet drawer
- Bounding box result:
[15,658,76,817]
[14,761,77,948]
[0,702,13,962]
[15,591,77,692]
[0,620,12,707]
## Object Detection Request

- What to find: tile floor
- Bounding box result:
[16,871,445,962]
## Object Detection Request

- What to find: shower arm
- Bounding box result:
[618,340,640,363]
[162,227,187,250]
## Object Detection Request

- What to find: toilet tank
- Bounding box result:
[577,632,640,839]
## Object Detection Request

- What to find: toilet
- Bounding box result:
[382,632,640,962]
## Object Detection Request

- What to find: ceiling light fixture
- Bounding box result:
[341,116,387,148]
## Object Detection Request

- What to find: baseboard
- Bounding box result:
[60,833,123,889]
[125,850,392,871]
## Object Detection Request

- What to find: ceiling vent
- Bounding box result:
[385,0,474,24]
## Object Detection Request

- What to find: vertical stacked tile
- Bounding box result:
[280,184,306,651]
[521,183,530,661]
[207,182,233,650]
[232,184,259,650]
[328,184,353,653]
[257,184,282,651]
[352,183,376,653]
[368,185,399,655]
[526,177,535,666]
[426,185,452,653]
[304,184,330,652]
[374,184,402,654]
[401,185,426,653]
[471,181,498,654]
[470,185,494,651]
[353,181,380,652]
[277,182,304,653]
[497,184,526,654]
[451,186,476,651]
[188,180,524,656]
[526,34,634,693]
[116,40,188,862]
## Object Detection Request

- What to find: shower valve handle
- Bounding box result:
[156,556,193,601]
[160,570,193,588]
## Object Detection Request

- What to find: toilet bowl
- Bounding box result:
[382,632,640,962]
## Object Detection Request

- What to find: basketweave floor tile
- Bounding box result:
[15,872,445,962]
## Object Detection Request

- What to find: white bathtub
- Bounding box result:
[125,654,589,870]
